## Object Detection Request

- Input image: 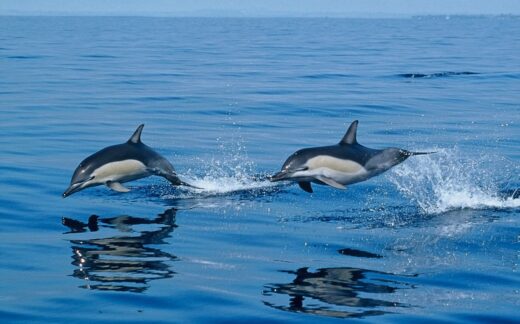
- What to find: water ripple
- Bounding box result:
[396,71,480,79]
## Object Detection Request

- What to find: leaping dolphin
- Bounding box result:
[63,124,196,198]
[270,120,432,193]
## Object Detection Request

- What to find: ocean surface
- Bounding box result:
[0,16,519,323]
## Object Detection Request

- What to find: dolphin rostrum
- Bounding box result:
[63,124,196,197]
[270,120,432,193]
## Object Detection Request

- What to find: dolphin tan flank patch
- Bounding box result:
[306,155,364,174]
[92,159,148,181]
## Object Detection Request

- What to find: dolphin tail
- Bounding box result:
[179,180,202,189]
[163,173,202,189]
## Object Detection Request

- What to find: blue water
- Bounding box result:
[1,16,519,322]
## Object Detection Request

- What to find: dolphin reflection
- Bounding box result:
[62,208,177,293]
[263,267,415,319]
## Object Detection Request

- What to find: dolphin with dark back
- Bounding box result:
[270,120,432,193]
[63,124,197,198]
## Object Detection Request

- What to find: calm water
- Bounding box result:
[1,16,519,323]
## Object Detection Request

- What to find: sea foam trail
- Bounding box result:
[388,149,520,214]
[164,140,280,199]
[187,174,275,195]
[161,168,278,200]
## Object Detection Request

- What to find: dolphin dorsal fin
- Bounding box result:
[339,120,359,145]
[128,124,144,144]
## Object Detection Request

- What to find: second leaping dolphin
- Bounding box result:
[270,120,432,193]
[63,124,197,198]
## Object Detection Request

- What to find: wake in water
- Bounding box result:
[397,71,480,79]
[161,139,281,200]
[388,149,520,214]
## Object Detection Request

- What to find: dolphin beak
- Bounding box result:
[269,170,290,182]
[63,183,81,198]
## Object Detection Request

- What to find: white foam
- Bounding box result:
[183,155,278,196]
[188,176,274,195]
[166,140,279,198]
[388,149,520,214]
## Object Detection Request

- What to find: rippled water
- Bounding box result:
[1,16,519,322]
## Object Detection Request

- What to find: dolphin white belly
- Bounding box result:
[92,159,149,183]
[305,155,369,185]
[313,167,369,185]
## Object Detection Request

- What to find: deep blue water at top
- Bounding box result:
[0,16,519,323]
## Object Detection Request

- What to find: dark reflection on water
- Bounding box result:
[396,71,480,79]
[263,266,415,319]
[62,208,177,293]
[338,248,383,259]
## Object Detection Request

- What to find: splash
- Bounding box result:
[164,138,279,199]
[397,71,479,79]
[186,167,275,196]
[388,149,520,214]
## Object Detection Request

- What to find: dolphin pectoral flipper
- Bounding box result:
[316,176,346,190]
[107,181,131,193]
[298,182,313,193]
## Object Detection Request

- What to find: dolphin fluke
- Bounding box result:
[162,173,201,189]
